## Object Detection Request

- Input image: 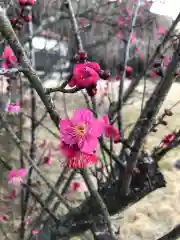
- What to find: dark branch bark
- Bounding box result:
[157,224,180,240]
[109,12,180,120]
[120,45,180,195]
[49,160,165,238]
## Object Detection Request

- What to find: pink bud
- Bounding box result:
[32,229,40,235]
[115,75,120,80]
[39,140,47,148]
[150,71,157,77]
[23,15,32,22]
[26,0,36,5]
[0,214,9,222]
[124,66,133,72]
[43,156,52,166]
[18,0,27,5]
[118,18,124,25]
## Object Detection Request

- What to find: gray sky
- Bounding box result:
[150,0,180,29]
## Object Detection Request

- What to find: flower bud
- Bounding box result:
[23,15,32,22]
[18,0,27,6]
[77,50,88,60]
[164,109,173,116]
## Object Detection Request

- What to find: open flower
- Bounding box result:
[2,46,17,70]
[59,109,104,154]
[8,168,26,188]
[59,109,104,168]
[6,104,20,114]
[69,62,100,88]
[100,115,120,142]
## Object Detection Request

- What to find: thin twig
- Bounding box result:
[117,0,141,135]
[65,0,84,51]
[81,168,115,237]
[23,183,57,222]
[0,7,60,127]
[0,114,71,210]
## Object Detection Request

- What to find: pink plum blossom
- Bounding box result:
[100,115,120,142]
[6,104,20,114]
[69,62,100,88]
[8,168,26,188]
[59,109,104,154]
[2,46,17,70]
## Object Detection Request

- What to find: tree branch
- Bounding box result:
[120,43,180,196]
[109,12,180,120]
[0,113,70,210]
[0,7,60,127]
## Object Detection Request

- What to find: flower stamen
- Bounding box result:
[75,124,86,136]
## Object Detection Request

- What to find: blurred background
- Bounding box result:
[0,0,176,83]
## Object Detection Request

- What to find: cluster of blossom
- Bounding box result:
[5,107,120,198]
[2,0,180,236]
[70,50,110,96]
[10,0,36,27]
[1,0,37,114]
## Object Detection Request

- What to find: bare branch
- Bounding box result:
[0,7,60,127]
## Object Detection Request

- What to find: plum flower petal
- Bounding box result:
[6,104,20,114]
[8,168,26,188]
[72,109,94,125]
[100,115,120,142]
[2,47,17,70]
[17,168,26,177]
[59,119,77,145]
[67,151,98,168]
[88,119,105,138]
[60,142,78,158]
[85,62,101,72]
[161,133,176,147]
[60,142,98,168]
[69,62,100,88]
[105,125,120,141]
[74,66,99,87]
[59,109,105,168]
[79,137,98,154]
